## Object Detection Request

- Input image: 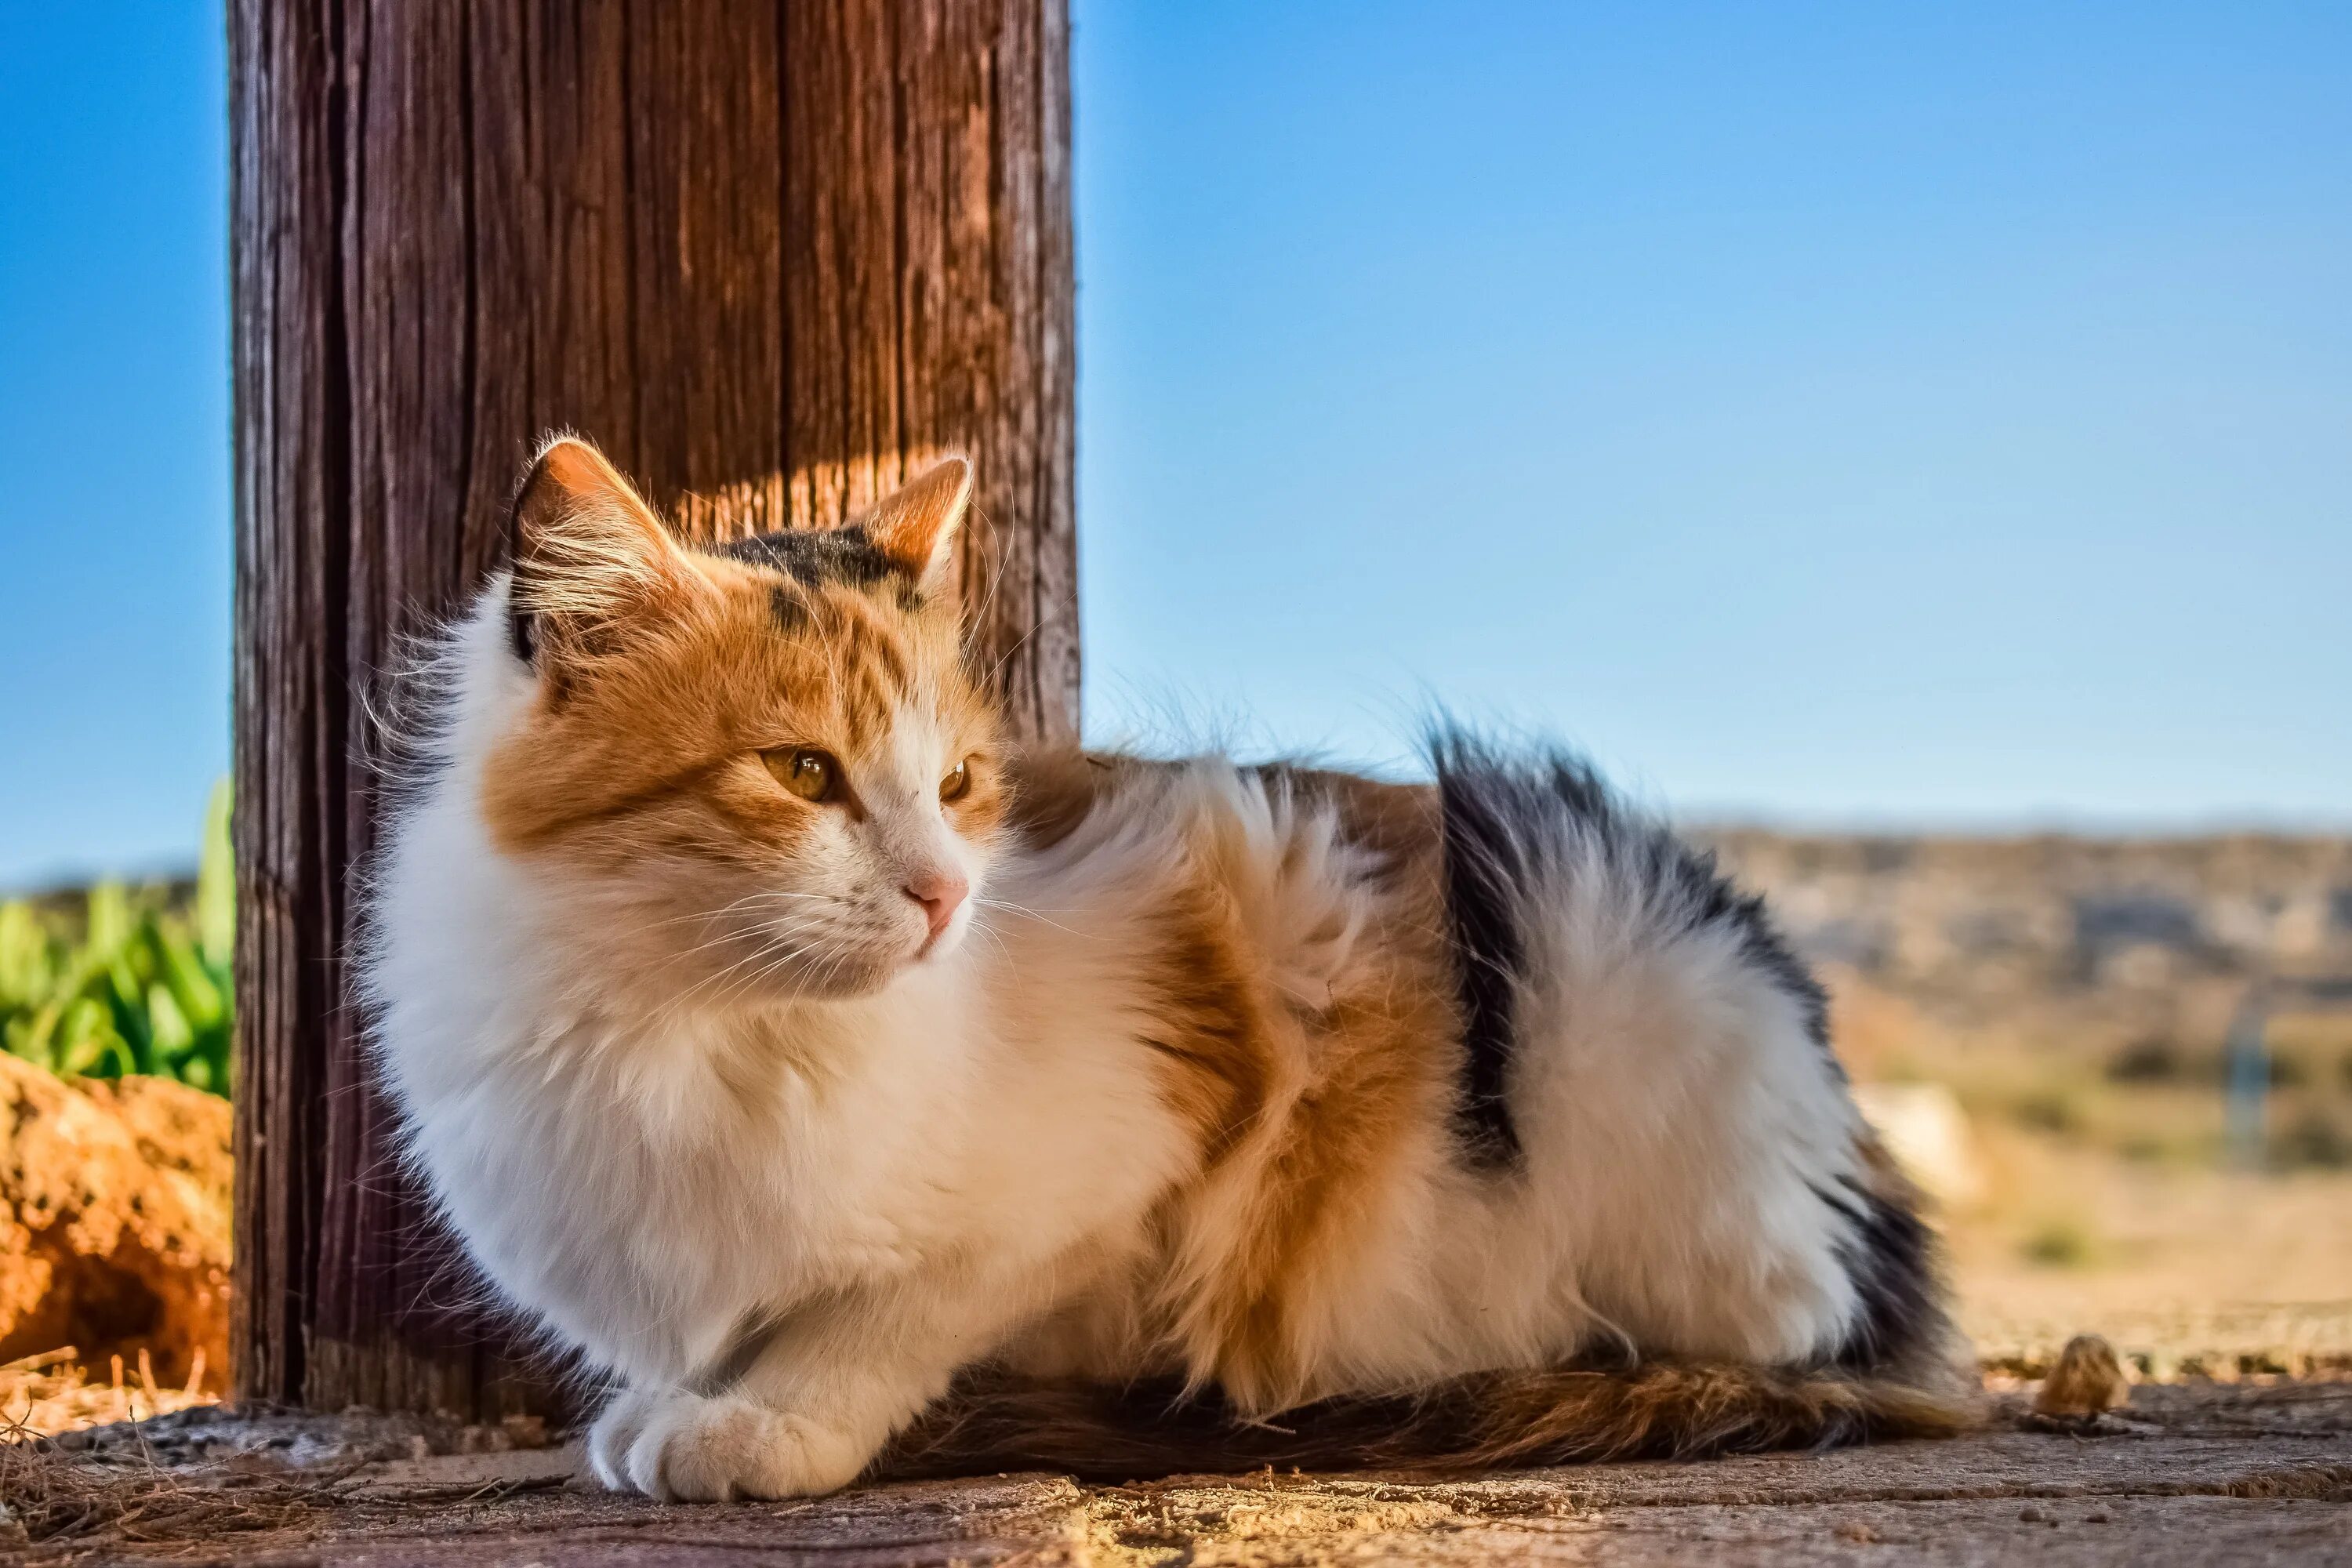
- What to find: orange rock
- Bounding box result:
[0,1055,230,1392]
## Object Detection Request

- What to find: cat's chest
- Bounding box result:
[546,1018,981,1279]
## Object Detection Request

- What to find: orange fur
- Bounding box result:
[1021,765,1467,1412]
[481,442,1007,999]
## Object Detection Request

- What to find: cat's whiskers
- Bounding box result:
[668,912,833,973]
[971,895,1087,939]
[797,931,869,1000]
[656,914,836,1022]
[966,919,1014,967]
[691,931,823,1006]
[647,889,844,937]
[671,910,829,965]
[713,906,891,1011]
[714,927,838,1009]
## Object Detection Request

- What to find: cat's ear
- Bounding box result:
[506,436,699,664]
[859,456,973,588]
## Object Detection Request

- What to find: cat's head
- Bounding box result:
[475,436,1007,1002]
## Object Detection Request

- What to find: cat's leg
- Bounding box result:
[610,1276,1032,1501]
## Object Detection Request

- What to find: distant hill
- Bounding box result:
[1700,830,2352,1077]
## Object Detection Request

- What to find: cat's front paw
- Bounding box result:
[587,1388,666,1492]
[596,1389,869,1501]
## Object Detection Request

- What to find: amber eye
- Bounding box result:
[939,758,973,804]
[766,747,838,803]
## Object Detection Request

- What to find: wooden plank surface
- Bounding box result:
[45,1382,2352,1565]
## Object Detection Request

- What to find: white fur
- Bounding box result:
[364,587,1881,1501]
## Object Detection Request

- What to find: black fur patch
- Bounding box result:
[717,525,900,590]
[1653,844,1832,1056]
[1433,741,1536,1169]
[1428,732,1838,1173]
[1817,1175,1939,1372]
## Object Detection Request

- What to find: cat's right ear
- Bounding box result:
[506,436,698,667]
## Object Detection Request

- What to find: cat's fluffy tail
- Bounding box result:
[876,1360,1978,1482]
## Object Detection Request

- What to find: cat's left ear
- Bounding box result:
[860,456,973,588]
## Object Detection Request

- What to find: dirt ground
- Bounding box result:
[5,1380,2347,1566]
[0,1058,230,1399]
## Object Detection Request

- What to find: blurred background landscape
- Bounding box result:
[3,2,2347,1432]
[1715,828,2352,1379]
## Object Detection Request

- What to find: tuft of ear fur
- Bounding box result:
[507,436,699,664]
[859,456,973,586]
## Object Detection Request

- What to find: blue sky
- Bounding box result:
[2,3,2347,887]
[2,5,230,890]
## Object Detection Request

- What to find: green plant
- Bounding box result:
[0,781,233,1095]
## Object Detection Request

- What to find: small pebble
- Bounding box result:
[2034,1334,2132,1417]
[2018,1504,2053,1523]
[2085,1510,2111,1523]
[1832,1520,1878,1543]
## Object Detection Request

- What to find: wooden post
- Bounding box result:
[230,0,1077,1418]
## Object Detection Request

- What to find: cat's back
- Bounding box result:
[992,739,1940,1394]
[1006,748,1439,872]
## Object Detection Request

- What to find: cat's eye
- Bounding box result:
[940,759,974,804]
[767,747,839,803]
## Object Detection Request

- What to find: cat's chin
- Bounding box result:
[760,960,900,1003]
[746,938,944,1003]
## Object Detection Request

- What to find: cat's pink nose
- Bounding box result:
[903,871,967,940]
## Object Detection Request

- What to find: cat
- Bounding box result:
[360,436,1976,1502]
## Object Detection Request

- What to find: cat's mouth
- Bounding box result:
[804,920,953,991]
[909,922,959,964]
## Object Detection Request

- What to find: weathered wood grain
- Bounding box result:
[231,0,1077,1418]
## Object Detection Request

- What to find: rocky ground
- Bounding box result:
[3,1380,2348,1565]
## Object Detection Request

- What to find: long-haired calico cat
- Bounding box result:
[362,437,1976,1502]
